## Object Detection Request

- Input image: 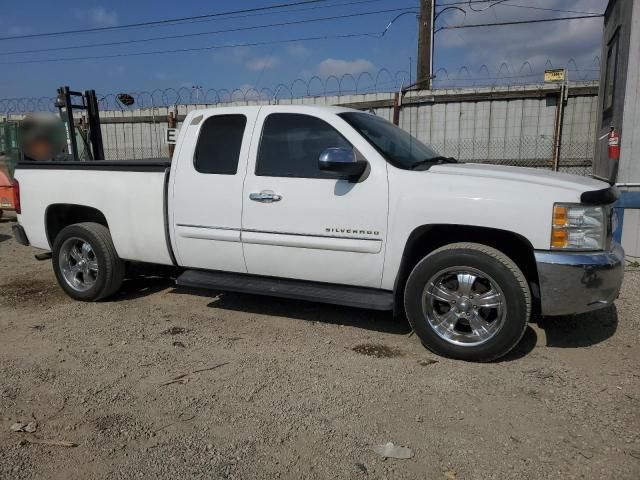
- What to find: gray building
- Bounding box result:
[594,0,640,256]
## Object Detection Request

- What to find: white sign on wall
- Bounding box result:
[164,128,178,145]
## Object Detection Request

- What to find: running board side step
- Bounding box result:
[176,270,394,311]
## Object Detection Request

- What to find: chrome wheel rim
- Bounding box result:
[59,237,99,292]
[422,266,506,346]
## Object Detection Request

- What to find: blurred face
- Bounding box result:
[24,137,55,161]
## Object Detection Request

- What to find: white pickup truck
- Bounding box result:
[12,105,624,361]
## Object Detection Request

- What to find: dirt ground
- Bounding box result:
[0,213,639,480]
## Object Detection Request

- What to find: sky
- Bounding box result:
[0,0,608,99]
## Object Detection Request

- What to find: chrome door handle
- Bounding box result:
[249,190,282,203]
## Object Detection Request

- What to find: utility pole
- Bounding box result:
[417,0,434,90]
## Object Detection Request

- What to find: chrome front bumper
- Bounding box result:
[535,243,624,316]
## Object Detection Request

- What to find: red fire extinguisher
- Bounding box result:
[608,126,620,160]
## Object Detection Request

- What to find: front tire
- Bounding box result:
[404,242,530,362]
[52,222,125,301]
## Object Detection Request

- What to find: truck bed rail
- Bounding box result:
[16,159,171,172]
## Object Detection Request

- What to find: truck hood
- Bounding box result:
[429,162,607,195]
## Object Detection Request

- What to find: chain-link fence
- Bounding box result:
[72,130,590,179]
[426,136,593,176]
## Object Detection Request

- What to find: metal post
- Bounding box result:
[392,92,400,126]
[57,86,80,162]
[552,70,568,171]
[429,1,434,89]
[167,109,176,159]
[85,90,104,160]
[417,0,433,90]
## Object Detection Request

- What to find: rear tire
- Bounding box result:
[404,242,530,362]
[52,222,125,301]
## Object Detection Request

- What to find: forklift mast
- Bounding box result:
[56,86,104,161]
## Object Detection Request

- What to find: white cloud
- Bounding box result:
[436,0,607,73]
[316,58,375,78]
[89,7,118,27]
[245,56,280,72]
[212,46,252,65]
[212,48,282,74]
[287,44,311,58]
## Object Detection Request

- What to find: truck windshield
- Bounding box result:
[339,112,441,170]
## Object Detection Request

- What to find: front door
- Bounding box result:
[241,107,389,288]
[170,107,258,272]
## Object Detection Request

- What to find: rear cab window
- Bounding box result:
[194,114,247,174]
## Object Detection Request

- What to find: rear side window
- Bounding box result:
[194,114,247,174]
[256,113,351,178]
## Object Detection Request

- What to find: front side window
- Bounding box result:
[256,113,352,178]
[194,114,247,174]
[339,112,439,170]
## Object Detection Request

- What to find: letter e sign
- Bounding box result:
[164,128,178,145]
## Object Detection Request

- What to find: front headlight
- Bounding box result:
[551,203,605,250]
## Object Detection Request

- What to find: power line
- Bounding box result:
[438,14,603,31]
[467,0,508,13]
[0,32,380,65]
[0,0,343,41]
[160,0,391,28]
[493,3,601,15]
[436,0,602,15]
[0,6,415,56]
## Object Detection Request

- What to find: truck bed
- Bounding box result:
[15,159,174,265]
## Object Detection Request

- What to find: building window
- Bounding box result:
[602,31,619,125]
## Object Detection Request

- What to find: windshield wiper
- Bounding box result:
[410,156,457,170]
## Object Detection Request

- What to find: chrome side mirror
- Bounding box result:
[318,147,367,180]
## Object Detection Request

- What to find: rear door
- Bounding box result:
[241,107,389,288]
[170,107,258,272]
